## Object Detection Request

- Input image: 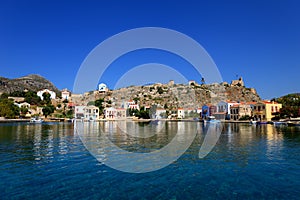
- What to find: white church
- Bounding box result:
[98,83,108,92]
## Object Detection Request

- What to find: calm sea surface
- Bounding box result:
[0,121,300,199]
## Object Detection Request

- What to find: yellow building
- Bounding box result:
[252,101,282,121]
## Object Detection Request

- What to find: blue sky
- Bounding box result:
[0,0,299,99]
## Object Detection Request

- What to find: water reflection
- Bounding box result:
[0,123,74,164]
[1,122,300,198]
[0,122,299,166]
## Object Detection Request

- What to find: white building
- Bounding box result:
[177,108,185,119]
[104,107,126,119]
[84,106,99,120]
[14,102,30,108]
[61,89,71,100]
[125,100,140,110]
[37,89,56,100]
[98,83,108,92]
[196,108,202,114]
[74,106,85,119]
[217,101,239,119]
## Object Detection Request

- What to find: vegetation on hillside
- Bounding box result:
[273,94,300,118]
[0,94,20,118]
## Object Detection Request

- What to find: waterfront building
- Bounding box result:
[230,103,252,120]
[217,100,239,120]
[201,105,210,119]
[252,101,282,121]
[74,106,85,119]
[83,106,99,120]
[177,108,185,119]
[104,107,126,119]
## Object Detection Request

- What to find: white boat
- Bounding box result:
[205,116,221,123]
[250,120,257,125]
[30,117,43,123]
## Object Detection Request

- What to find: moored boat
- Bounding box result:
[287,121,300,126]
[273,121,287,126]
[204,116,221,123]
[30,117,43,123]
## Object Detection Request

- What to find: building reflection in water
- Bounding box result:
[76,121,200,165]
[8,123,75,162]
[1,121,292,167]
[220,123,285,166]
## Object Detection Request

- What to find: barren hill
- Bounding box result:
[0,74,60,94]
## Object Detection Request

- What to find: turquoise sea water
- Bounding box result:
[0,122,300,199]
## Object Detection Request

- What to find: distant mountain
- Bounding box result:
[0,74,60,94]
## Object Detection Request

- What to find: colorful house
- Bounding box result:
[252,101,282,121]
[217,100,239,120]
[230,103,252,120]
[201,105,210,119]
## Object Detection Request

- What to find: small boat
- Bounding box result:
[287,121,300,127]
[205,116,221,123]
[250,120,257,125]
[273,121,287,126]
[256,121,268,125]
[30,117,43,123]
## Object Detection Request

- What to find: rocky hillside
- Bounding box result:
[0,74,59,94]
[109,83,261,109]
[72,81,261,109]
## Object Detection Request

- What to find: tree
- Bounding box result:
[133,97,140,102]
[9,91,25,97]
[20,105,28,115]
[276,94,300,118]
[24,91,42,105]
[1,93,9,99]
[42,92,51,105]
[66,109,74,118]
[95,98,104,114]
[0,98,20,118]
[135,106,150,119]
[42,105,55,118]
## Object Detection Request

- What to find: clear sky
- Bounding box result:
[0,0,299,99]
